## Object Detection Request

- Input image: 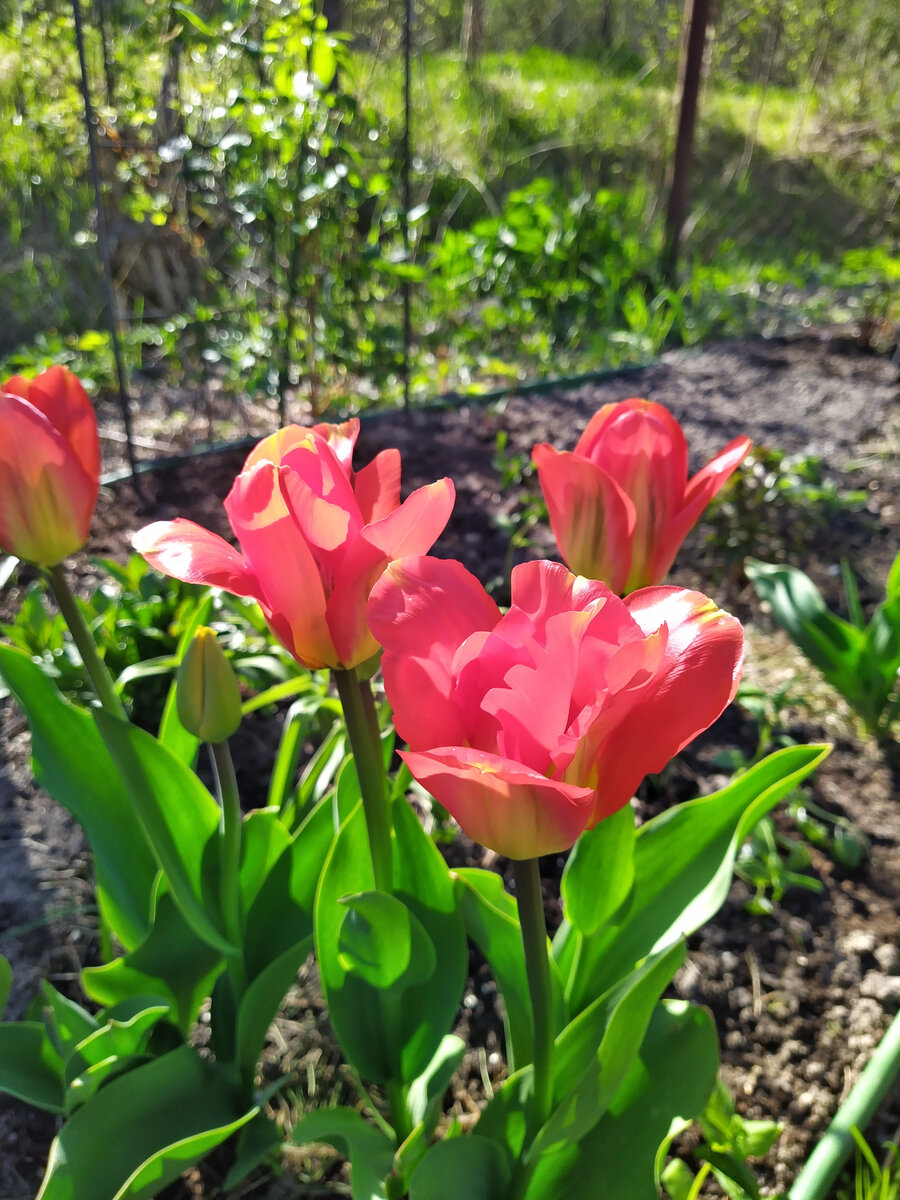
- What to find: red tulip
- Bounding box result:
[134,420,455,670]
[533,398,751,593]
[368,557,743,859]
[0,366,100,566]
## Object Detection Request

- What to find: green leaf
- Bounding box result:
[36,1046,257,1200]
[660,1157,696,1200]
[455,867,565,1074]
[239,810,292,916]
[409,1136,513,1200]
[0,645,158,950]
[390,798,468,1083]
[172,2,217,37]
[407,1035,466,1129]
[291,1107,394,1200]
[94,711,231,954]
[38,983,99,1058]
[234,791,350,1078]
[0,1022,66,1111]
[537,941,686,1158]
[64,1003,170,1114]
[745,559,873,719]
[561,805,635,936]
[524,1001,718,1200]
[558,745,830,1012]
[338,891,436,989]
[311,36,337,87]
[886,548,900,602]
[82,892,223,1033]
[316,798,466,1086]
[223,1110,283,1190]
[0,954,11,1017]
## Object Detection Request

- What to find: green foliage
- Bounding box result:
[836,1131,900,1200]
[746,552,900,738]
[0,555,304,726]
[661,1077,781,1200]
[704,448,868,566]
[2,12,898,405]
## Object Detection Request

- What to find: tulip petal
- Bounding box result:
[368,556,500,748]
[224,461,335,668]
[583,587,744,821]
[400,747,596,860]
[309,418,360,474]
[532,444,635,591]
[363,478,456,559]
[0,393,97,565]
[5,366,100,486]
[241,424,312,472]
[353,448,402,523]
[322,534,387,668]
[132,519,261,597]
[647,435,752,583]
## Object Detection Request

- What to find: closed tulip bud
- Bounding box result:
[176,627,242,743]
[0,366,100,566]
[533,398,751,594]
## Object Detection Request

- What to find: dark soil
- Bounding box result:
[2,331,899,1198]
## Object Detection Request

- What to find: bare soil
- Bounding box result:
[1,331,899,1198]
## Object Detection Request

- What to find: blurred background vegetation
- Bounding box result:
[0,0,897,414]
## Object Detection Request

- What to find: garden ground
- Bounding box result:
[1,329,899,1197]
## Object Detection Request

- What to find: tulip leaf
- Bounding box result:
[0,644,158,950]
[38,983,99,1059]
[338,890,436,989]
[291,1107,394,1200]
[35,1046,258,1200]
[409,1135,513,1200]
[557,744,831,1013]
[531,941,685,1159]
[234,794,352,1079]
[238,810,293,915]
[407,1034,466,1130]
[390,797,468,1083]
[64,1002,171,1115]
[0,953,11,1018]
[316,798,466,1086]
[0,1021,66,1112]
[82,892,222,1034]
[474,1063,534,1159]
[93,710,232,955]
[523,1001,718,1200]
[455,867,566,1074]
[314,802,385,1081]
[746,559,900,735]
[561,804,636,936]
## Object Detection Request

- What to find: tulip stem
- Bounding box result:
[47,565,127,720]
[512,857,554,1131]
[210,739,246,994]
[334,668,393,894]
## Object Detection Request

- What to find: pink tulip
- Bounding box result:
[0,366,100,566]
[368,557,743,860]
[533,398,751,593]
[134,420,455,671]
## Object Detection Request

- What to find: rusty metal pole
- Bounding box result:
[662,0,712,284]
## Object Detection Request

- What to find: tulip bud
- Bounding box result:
[176,627,242,743]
